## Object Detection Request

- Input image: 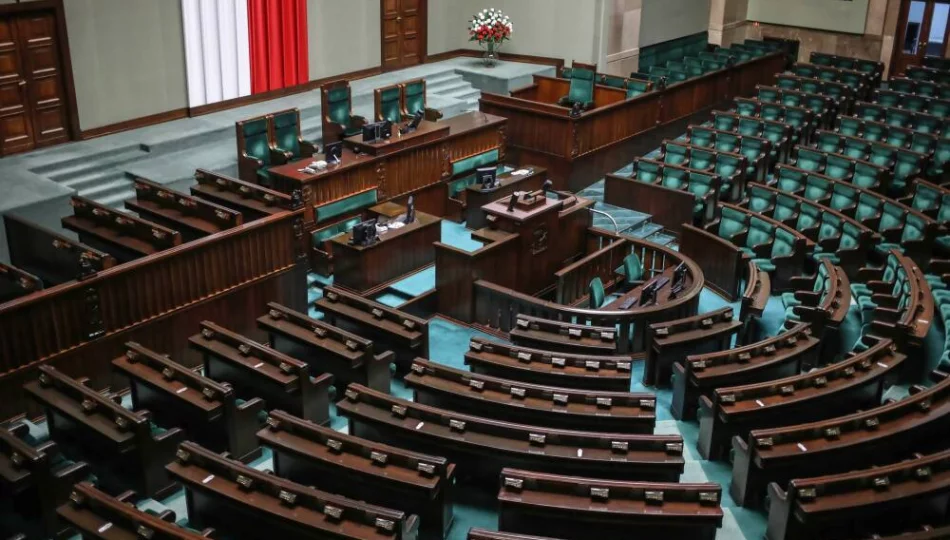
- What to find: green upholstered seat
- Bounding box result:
[748,185,774,213]
[796,203,821,235]
[377,86,403,123]
[868,144,895,170]
[784,109,809,134]
[776,76,798,90]
[762,124,788,155]
[713,113,737,132]
[634,159,662,183]
[589,277,606,309]
[622,253,644,284]
[803,175,831,203]
[326,86,362,137]
[817,212,843,250]
[775,167,806,194]
[885,127,910,148]
[601,74,625,88]
[836,116,863,137]
[928,99,950,118]
[561,65,596,108]
[688,172,716,214]
[811,52,834,66]
[830,183,858,214]
[719,206,748,241]
[824,155,853,182]
[930,138,950,175]
[915,115,941,135]
[736,99,758,117]
[315,189,378,224]
[875,90,901,108]
[663,142,689,166]
[861,121,885,142]
[878,202,906,236]
[715,154,742,197]
[313,216,362,246]
[910,132,936,155]
[746,216,774,251]
[783,263,828,308]
[626,79,651,98]
[904,95,929,113]
[760,103,783,122]
[794,148,825,172]
[272,109,316,161]
[855,193,881,224]
[856,104,882,122]
[783,93,805,109]
[892,150,924,192]
[838,221,862,253]
[453,149,500,177]
[661,168,688,190]
[793,65,817,78]
[884,108,911,128]
[889,78,916,94]
[852,162,881,190]
[689,148,715,171]
[842,139,870,160]
[739,138,766,173]
[771,228,796,259]
[815,132,841,154]
[758,87,780,103]
[738,118,761,137]
[774,194,799,224]
[689,127,715,149]
[403,79,438,120]
[715,132,741,154]
[241,118,271,168]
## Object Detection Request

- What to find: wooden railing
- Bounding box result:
[554,238,629,305]
[679,224,744,301]
[473,232,704,354]
[0,210,303,376]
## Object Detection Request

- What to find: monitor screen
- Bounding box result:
[362,123,378,143]
[408,110,424,130]
[380,121,393,139]
[325,141,343,162]
[476,166,497,189]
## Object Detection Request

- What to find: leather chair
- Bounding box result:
[400,79,442,121]
[270,108,318,165]
[375,84,404,123]
[321,80,367,144]
[236,115,273,184]
[558,61,597,110]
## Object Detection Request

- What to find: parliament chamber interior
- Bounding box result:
[5,0,950,539]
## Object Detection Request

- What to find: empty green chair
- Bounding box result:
[774,194,800,224]
[836,116,864,137]
[878,212,929,254]
[775,166,806,194]
[842,138,870,160]
[236,115,273,184]
[738,117,762,137]
[816,212,843,252]
[760,103,783,122]
[748,185,774,214]
[884,108,911,128]
[803,174,832,204]
[909,132,936,155]
[928,99,950,118]
[868,144,896,169]
[601,74,626,89]
[853,161,883,191]
[402,79,442,121]
[909,181,941,215]
[322,80,367,143]
[830,182,858,214]
[783,108,811,142]
[855,192,882,225]
[736,99,758,117]
[752,227,796,273]
[874,90,901,108]
[661,168,688,190]
[889,77,917,94]
[810,52,834,66]
[688,126,715,149]
[662,142,689,166]
[634,158,662,183]
[627,79,651,98]
[825,154,854,182]
[689,148,715,171]
[903,94,929,113]
[270,108,317,164]
[815,131,842,154]
[856,103,883,122]
[715,131,741,154]
[762,123,790,161]
[716,153,744,200]
[375,84,403,123]
[928,137,950,176]
[713,111,738,132]
[914,114,941,135]
[589,277,606,308]
[743,216,774,257]
[718,206,748,242]
[892,150,925,193]
[559,62,596,109]
[688,172,718,217]
[740,137,769,180]
[621,253,645,286]
[783,262,828,309]
[758,86,780,103]
[783,92,805,109]
[776,76,798,90]
[885,126,911,148]
[878,202,906,238]
[793,147,825,173]
[796,202,822,238]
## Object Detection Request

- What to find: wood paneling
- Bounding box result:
[0,17,32,154]
[381,0,426,71]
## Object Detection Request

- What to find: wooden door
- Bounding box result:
[0,17,34,154]
[892,0,950,76]
[381,0,426,71]
[16,12,68,148]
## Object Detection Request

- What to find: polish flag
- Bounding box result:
[182,0,309,108]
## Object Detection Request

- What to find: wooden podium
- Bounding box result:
[481,192,593,295]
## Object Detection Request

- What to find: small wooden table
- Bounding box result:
[329,206,441,293]
[368,201,408,220]
[465,166,547,229]
[602,265,692,311]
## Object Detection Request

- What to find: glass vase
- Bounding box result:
[483,40,500,67]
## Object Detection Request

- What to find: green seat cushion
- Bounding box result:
[243,118,271,165]
[453,149,500,177]
[404,81,426,114]
[378,87,403,123]
[314,189,378,224]
[273,110,302,157]
[313,216,362,245]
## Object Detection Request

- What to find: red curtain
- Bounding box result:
[248,0,309,94]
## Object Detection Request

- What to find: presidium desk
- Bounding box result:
[268,112,508,232]
[478,51,785,192]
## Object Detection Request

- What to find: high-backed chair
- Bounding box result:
[375,83,404,123]
[400,78,442,121]
[270,108,318,165]
[321,80,367,144]
[558,61,597,110]
[236,115,273,184]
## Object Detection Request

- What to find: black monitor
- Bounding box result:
[408,110,424,130]
[380,120,393,139]
[672,262,687,287]
[325,141,343,163]
[362,123,379,143]
[351,219,378,246]
[476,166,498,189]
[405,195,416,224]
[639,282,658,307]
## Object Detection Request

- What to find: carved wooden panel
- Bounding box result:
[0,17,32,154]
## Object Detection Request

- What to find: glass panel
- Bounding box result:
[904,1,927,54]
[927,3,950,56]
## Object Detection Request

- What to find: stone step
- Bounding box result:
[425,71,463,85]
[78,178,136,207]
[425,74,466,93]
[43,148,150,182]
[446,88,481,103]
[30,145,148,176]
[61,169,128,192]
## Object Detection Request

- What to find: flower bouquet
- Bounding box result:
[469,8,512,67]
